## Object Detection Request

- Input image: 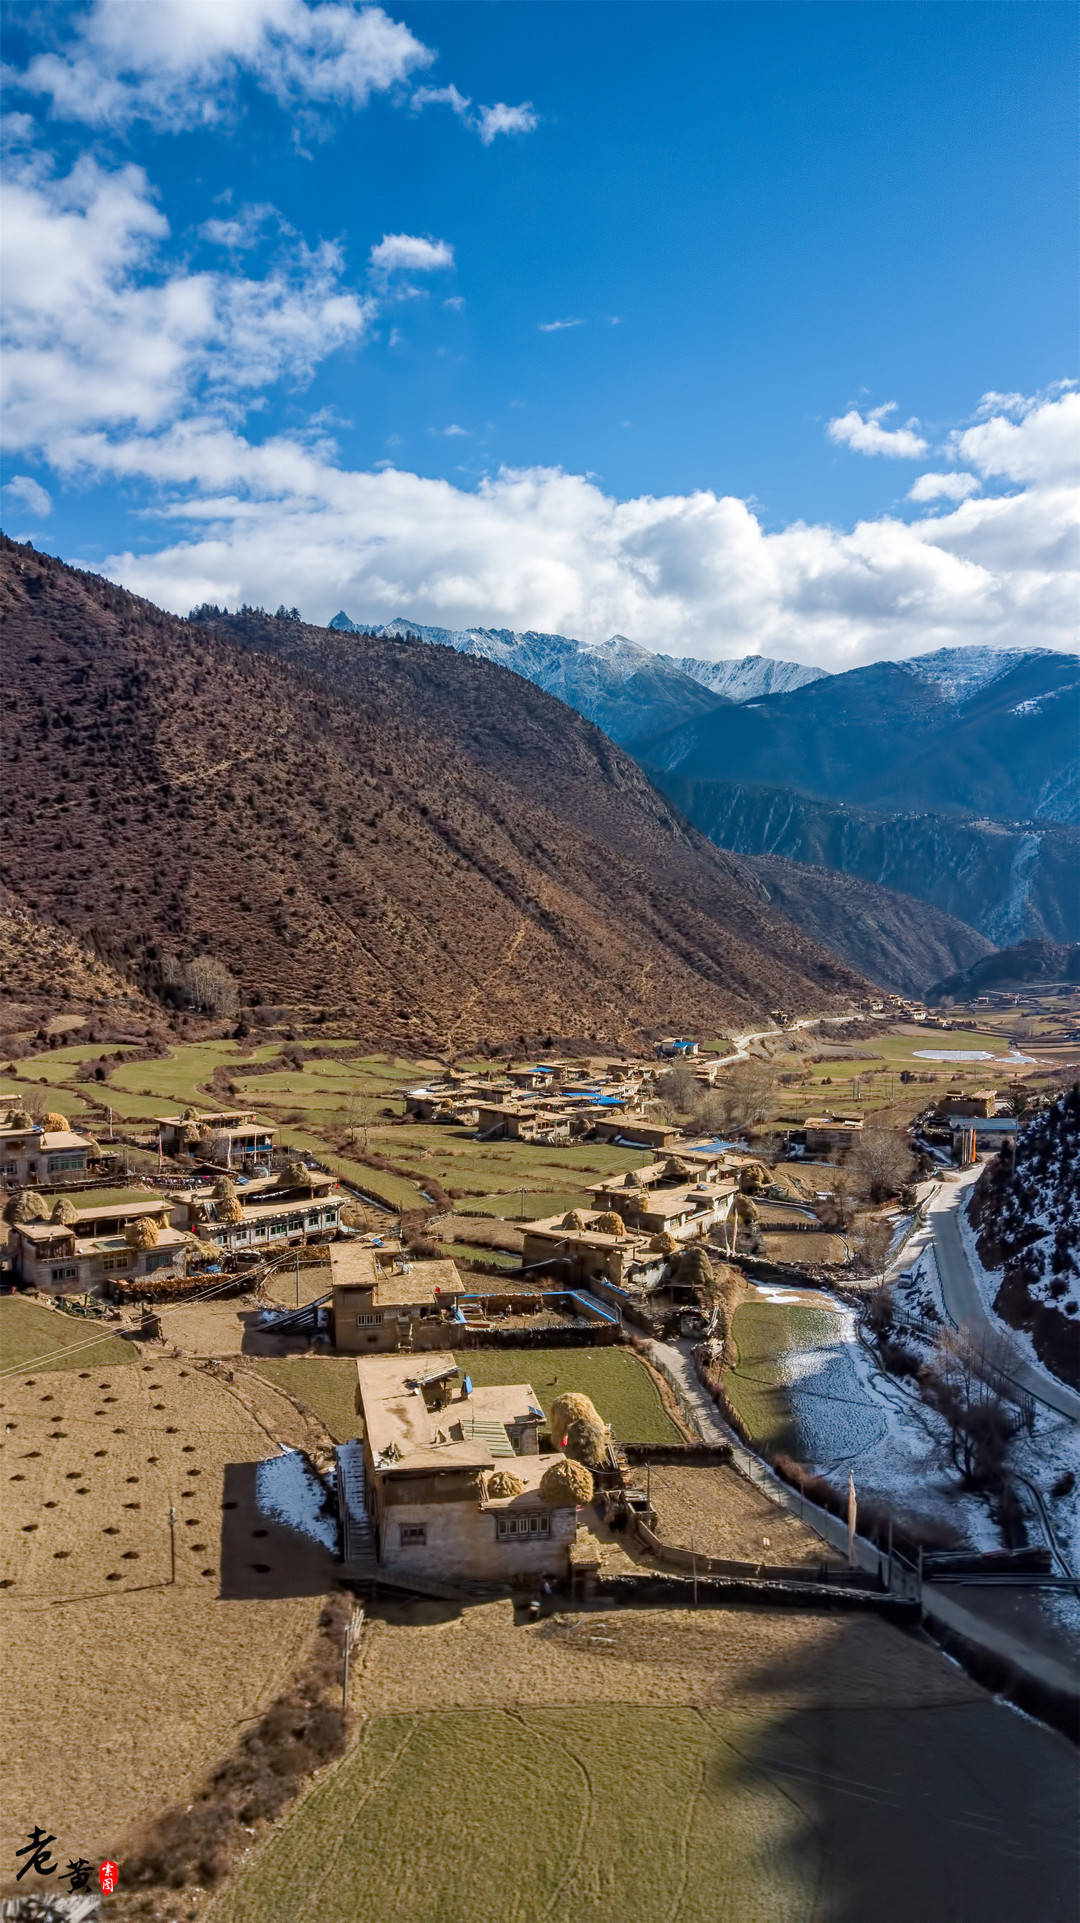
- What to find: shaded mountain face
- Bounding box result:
[968,1089,1080,1390]
[640,647,1080,825]
[928,940,1080,1005]
[650,777,1080,947]
[0,538,868,1045]
[743,856,996,1000]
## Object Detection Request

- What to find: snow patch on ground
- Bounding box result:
[254,1449,338,1550]
[955,1203,1053,1378]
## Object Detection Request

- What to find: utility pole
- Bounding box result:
[519,1187,527,1222]
[168,1504,176,1585]
[295,1245,301,1308]
[691,1533,698,1607]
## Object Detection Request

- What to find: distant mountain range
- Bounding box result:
[327,615,1078,958]
[327,612,823,747]
[639,647,1080,823]
[928,939,1080,1005]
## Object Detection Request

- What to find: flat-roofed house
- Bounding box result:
[9,1192,196,1293]
[586,1166,737,1246]
[331,1245,466,1352]
[156,1108,277,1167]
[521,1212,667,1293]
[173,1172,344,1254]
[0,1120,96,1187]
[354,1351,582,1583]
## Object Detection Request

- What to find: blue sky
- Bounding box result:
[2,0,1077,666]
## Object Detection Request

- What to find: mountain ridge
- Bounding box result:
[0,537,869,1044]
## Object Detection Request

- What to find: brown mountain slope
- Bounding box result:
[744,854,997,999]
[0,538,867,1045]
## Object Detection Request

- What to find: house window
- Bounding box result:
[399,1523,426,1546]
[50,1266,77,1283]
[356,1312,382,1326]
[101,1254,130,1274]
[496,1514,551,1540]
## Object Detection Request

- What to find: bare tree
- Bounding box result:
[849,1127,914,1205]
[340,1089,377,1151]
[161,954,240,1017]
[655,1065,700,1114]
[920,1325,1017,1486]
[705,1060,778,1135]
[852,1212,894,1286]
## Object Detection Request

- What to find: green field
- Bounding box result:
[251,1357,363,1439]
[0,1297,137,1375]
[439,1241,524,1272]
[208,1701,1080,1923]
[725,1300,841,1455]
[453,1346,681,1443]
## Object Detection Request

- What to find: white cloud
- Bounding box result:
[538,318,583,333]
[68,390,1078,673]
[949,385,1080,485]
[411,82,538,146]
[476,101,538,145]
[200,202,279,250]
[827,402,929,460]
[15,0,434,129]
[411,82,471,118]
[3,474,52,516]
[443,295,465,312]
[908,472,981,504]
[430,423,468,437]
[0,153,373,448]
[369,232,454,275]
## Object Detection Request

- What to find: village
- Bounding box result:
[2,992,1078,1916]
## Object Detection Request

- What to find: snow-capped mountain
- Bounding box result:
[900,646,1057,704]
[326,612,828,746]
[326,613,728,745]
[663,653,826,700]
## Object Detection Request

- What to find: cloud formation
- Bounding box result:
[827,402,929,459]
[3,474,51,516]
[2,147,1075,676]
[368,232,454,275]
[908,472,980,504]
[538,317,584,333]
[411,82,538,144]
[15,0,434,129]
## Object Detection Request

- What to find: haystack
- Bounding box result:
[591,1211,625,1237]
[181,1121,203,1146]
[276,1157,310,1188]
[51,1196,79,1224]
[41,1111,69,1133]
[216,1189,245,1226]
[125,1216,160,1251]
[5,1109,33,1130]
[675,1245,713,1290]
[565,1418,607,1470]
[181,1107,198,1121]
[560,1209,586,1230]
[649,1230,678,1255]
[662,1156,692,1181]
[8,1189,48,1224]
[550,1392,603,1438]
[540,1458,594,1506]
[485,1470,525,1499]
[735,1194,759,1225]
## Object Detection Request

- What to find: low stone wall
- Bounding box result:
[627,1509,874,1590]
[453,1322,622,1350]
[587,1573,918,1619]
[623,1443,733,1466]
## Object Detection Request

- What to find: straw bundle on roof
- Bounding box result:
[181,1121,202,1145]
[649,1230,679,1255]
[41,1112,70,1133]
[9,1189,48,1224]
[216,1191,245,1225]
[485,1470,525,1499]
[276,1157,309,1188]
[591,1210,625,1237]
[212,1176,237,1199]
[675,1245,713,1289]
[566,1418,606,1470]
[550,1392,603,1437]
[560,1209,586,1230]
[125,1216,160,1251]
[539,1458,593,1506]
[735,1194,759,1224]
[5,1109,34,1130]
[662,1156,692,1181]
[51,1196,79,1224]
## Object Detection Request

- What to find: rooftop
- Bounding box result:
[356,1351,544,1473]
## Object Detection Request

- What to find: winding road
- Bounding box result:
[919,1170,1080,1424]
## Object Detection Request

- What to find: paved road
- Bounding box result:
[922,1172,1080,1424]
